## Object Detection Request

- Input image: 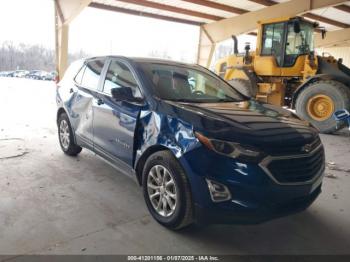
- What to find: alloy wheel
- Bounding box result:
[147,165,177,217]
[59,119,70,150]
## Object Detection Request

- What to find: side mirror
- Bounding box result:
[111,86,137,102]
[293,20,301,33]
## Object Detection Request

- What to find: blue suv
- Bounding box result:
[56,56,325,229]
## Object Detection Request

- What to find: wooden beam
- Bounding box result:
[115,0,224,21]
[57,0,92,25]
[204,0,348,43]
[55,2,70,80]
[89,2,202,26]
[181,0,247,14]
[54,0,65,23]
[248,0,275,6]
[249,0,349,28]
[197,26,215,67]
[302,12,349,28]
[55,23,69,79]
[334,4,350,13]
[315,27,350,47]
[55,0,92,79]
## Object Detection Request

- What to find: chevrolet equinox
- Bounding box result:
[56,56,325,229]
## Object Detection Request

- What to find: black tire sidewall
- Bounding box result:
[228,78,256,97]
[142,151,190,229]
[295,81,350,133]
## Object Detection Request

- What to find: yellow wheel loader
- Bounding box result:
[215,16,350,133]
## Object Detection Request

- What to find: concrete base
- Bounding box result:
[0,78,350,255]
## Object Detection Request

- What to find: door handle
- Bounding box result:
[97,98,104,105]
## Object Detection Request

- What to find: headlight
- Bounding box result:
[195,132,264,162]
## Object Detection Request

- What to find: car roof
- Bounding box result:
[85,55,198,68]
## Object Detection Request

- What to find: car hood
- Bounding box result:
[160,100,319,154]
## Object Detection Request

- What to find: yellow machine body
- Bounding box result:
[214,16,350,133]
[215,17,323,105]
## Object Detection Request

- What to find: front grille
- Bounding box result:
[260,144,325,184]
[266,137,322,156]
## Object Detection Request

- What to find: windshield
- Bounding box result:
[286,21,314,56]
[140,63,245,103]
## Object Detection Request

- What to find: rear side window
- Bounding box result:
[74,65,86,85]
[81,59,105,90]
[59,60,84,85]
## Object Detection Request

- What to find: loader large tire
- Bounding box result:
[295,80,350,134]
[228,78,257,98]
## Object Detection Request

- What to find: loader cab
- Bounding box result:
[255,17,316,76]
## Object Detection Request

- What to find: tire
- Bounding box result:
[228,78,256,97]
[142,150,193,230]
[295,80,350,134]
[57,113,82,156]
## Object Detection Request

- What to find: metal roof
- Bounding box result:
[89,0,350,32]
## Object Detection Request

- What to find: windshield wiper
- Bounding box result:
[216,97,237,102]
[166,99,204,103]
[166,97,238,103]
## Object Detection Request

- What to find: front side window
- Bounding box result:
[284,22,314,66]
[81,59,105,90]
[140,63,244,103]
[103,60,142,98]
[261,22,285,66]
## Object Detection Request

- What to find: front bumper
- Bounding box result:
[179,146,324,225]
[194,184,321,225]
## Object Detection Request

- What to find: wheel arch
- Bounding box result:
[57,107,67,124]
[292,74,350,109]
[134,145,174,186]
[57,107,79,144]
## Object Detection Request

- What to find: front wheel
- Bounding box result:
[58,113,82,156]
[142,151,193,230]
[295,80,350,133]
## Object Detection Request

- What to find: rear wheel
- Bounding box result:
[142,150,193,230]
[295,80,350,133]
[58,113,82,156]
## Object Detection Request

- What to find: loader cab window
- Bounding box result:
[218,62,227,78]
[261,22,284,66]
[284,21,314,67]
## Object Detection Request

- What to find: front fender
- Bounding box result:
[134,110,198,169]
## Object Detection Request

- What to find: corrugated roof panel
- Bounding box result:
[92,0,350,34]
[260,0,350,31]
[210,0,264,11]
[304,19,340,31]
[310,7,350,28]
[146,0,238,18]
[93,0,214,23]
